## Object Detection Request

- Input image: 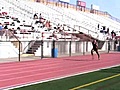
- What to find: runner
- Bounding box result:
[91,39,100,60]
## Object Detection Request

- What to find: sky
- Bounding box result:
[69,0,120,19]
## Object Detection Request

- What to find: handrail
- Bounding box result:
[0,29,20,42]
[8,29,20,42]
[4,0,101,40]
[0,29,21,61]
[38,0,120,24]
[44,5,98,36]
[22,40,36,52]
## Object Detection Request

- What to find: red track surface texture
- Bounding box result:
[0,53,120,89]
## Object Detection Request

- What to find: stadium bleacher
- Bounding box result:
[0,0,120,58]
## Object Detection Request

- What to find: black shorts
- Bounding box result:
[93,48,98,51]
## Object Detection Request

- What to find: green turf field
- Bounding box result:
[12,66,120,90]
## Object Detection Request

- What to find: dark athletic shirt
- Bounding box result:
[92,41,97,50]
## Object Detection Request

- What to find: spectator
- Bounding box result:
[97,24,99,30]
[33,13,38,19]
[16,27,20,34]
[39,13,42,20]
[39,13,45,24]
[45,20,51,30]
[0,23,3,30]
[111,30,116,39]
[0,23,4,36]
[114,38,119,51]
[4,24,8,29]
[106,28,109,34]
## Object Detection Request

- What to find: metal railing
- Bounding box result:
[0,39,119,63]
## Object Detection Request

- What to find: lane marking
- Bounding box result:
[70,73,120,90]
[4,65,120,90]
[0,59,118,76]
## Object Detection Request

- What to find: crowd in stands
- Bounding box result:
[98,24,118,40]
[0,9,72,40]
[0,5,120,41]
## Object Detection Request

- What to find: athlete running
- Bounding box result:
[91,39,100,60]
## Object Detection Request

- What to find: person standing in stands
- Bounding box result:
[111,30,116,39]
[0,23,3,36]
[0,23,3,30]
[91,39,100,60]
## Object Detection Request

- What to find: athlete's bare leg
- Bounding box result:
[95,50,100,60]
[91,49,94,59]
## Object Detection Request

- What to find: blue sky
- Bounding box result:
[69,0,120,19]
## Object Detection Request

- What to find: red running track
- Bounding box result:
[0,53,120,89]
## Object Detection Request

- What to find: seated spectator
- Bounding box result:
[31,27,35,32]
[59,25,64,33]
[35,13,45,25]
[45,20,51,30]
[33,13,38,19]
[16,27,20,34]
[39,13,42,20]
[4,24,8,29]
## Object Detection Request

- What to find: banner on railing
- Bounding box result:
[77,0,86,7]
[91,4,100,10]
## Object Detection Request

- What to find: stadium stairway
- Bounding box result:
[1,0,119,58]
[26,40,42,54]
[72,32,106,50]
[72,32,94,41]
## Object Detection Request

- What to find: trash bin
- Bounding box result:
[52,48,58,58]
[117,46,120,51]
